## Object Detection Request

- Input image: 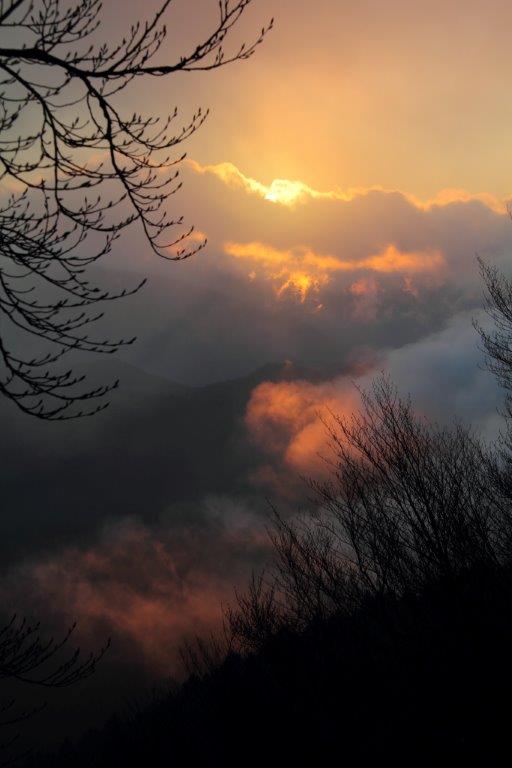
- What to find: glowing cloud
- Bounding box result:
[245,379,361,478]
[187,159,269,198]
[349,276,380,322]
[225,241,445,302]
[7,512,267,675]
[188,159,508,214]
[187,158,338,206]
[360,245,445,274]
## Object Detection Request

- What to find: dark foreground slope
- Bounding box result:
[22,376,512,766]
[25,565,512,767]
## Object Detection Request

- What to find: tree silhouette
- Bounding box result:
[476,258,512,415]
[474,258,512,496]
[228,377,512,649]
[0,0,271,419]
[0,615,108,763]
[29,378,512,766]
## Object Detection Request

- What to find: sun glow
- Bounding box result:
[277,272,317,302]
[188,159,340,207]
[264,179,326,206]
[188,159,508,214]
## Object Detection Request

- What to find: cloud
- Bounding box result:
[187,159,271,199]
[187,159,342,206]
[188,159,508,214]
[224,241,331,302]
[244,311,503,491]
[245,378,361,482]
[46,158,512,389]
[1,500,269,676]
[225,240,445,302]
[348,276,381,322]
[225,241,444,274]
[377,310,503,438]
[172,159,512,322]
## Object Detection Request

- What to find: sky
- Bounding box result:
[92,0,512,392]
[93,0,512,199]
[157,0,512,197]
[3,0,512,748]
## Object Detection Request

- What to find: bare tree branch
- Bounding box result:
[0,0,272,418]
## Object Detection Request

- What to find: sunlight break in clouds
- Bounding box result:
[225,241,445,302]
[188,159,507,213]
[187,159,336,206]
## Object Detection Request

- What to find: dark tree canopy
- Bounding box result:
[226,378,512,650]
[0,616,108,762]
[29,378,512,767]
[0,0,271,418]
[477,258,512,414]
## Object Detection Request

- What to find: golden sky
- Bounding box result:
[159,0,512,200]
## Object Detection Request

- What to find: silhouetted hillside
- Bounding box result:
[25,564,512,767]
[24,378,512,767]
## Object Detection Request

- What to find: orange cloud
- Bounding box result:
[245,379,360,478]
[27,524,225,673]
[224,242,329,302]
[225,241,445,302]
[187,159,269,198]
[349,276,380,322]
[188,159,508,214]
[360,245,445,274]
[11,515,267,675]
